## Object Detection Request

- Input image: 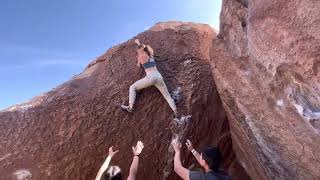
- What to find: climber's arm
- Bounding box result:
[135,39,142,67]
[136,56,141,67]
[95,146,119,180]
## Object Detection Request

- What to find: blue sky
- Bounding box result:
[0,0,221,110]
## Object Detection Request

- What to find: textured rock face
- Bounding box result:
[0,22,248,180]
[211,0,320,179]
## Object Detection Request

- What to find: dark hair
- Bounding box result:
[137,44,151,57]
[143,46,151,57]
[201,147,222,171]
[137,44,144,49]
[104,173,122,180]
[102,166,122,180]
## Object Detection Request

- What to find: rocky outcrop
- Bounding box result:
[0,22,248,180]
[211,0,320,179]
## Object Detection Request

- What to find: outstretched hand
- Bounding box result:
[108,146,119,157]
[185,139,194,151]
[132,141,144,156]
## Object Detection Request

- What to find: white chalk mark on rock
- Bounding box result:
[13,169,32,180]
[174,115,191,128]
[276,99,284,107]
[183,59,192,66]
[171,87,182,104]
[294,103,320,120]
[294,104,304,116]
[0,153,11,162]
[8,104,33,112]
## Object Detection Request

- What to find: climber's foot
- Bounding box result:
[173,111,181,119]
[121,104,133,113]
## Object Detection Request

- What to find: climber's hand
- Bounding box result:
[132,141,144,156]
[137,63,141,67]
[171,138,182,153]
[185,139,194,151]
[108,146,119,157]
[134,39,140,45]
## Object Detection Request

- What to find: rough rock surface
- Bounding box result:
[211,0,320,179]
[0,22,248,180]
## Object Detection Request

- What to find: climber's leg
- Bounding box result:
[121,76,154,112]
[154,73,179,117]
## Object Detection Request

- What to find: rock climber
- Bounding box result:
[121,39,180,118]
[171,139,231,180]
[95,141,144,180]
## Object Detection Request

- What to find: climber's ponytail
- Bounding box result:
[144,45,154,57]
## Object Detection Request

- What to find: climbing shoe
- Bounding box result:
[121,105,133,113]
[173,111,181,119]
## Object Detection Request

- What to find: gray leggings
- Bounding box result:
[129,71,177,112]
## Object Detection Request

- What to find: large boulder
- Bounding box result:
[0,22,248,180]
[211,0,320,179]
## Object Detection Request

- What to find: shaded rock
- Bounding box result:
[210,0,320,179]
[0,22,248,180]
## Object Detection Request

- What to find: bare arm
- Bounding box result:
[191,150,202,165]
[135,39,142,67]
[127,141,144,180]
[174,151,190,180]
[95,146,119,180]
[136,57,141,67]
[127,156,139,180]
[95,156,112,180]
[186,140,201,165]
[172,139,190,180]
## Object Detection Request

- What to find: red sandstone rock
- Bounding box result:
[211,0,320,179]
[0,22,248,180]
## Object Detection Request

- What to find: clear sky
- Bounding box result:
[0,0,221,110]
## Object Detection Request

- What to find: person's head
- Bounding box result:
[102,166,122,180]
[137,43,154,57]
[199,147,222,171]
